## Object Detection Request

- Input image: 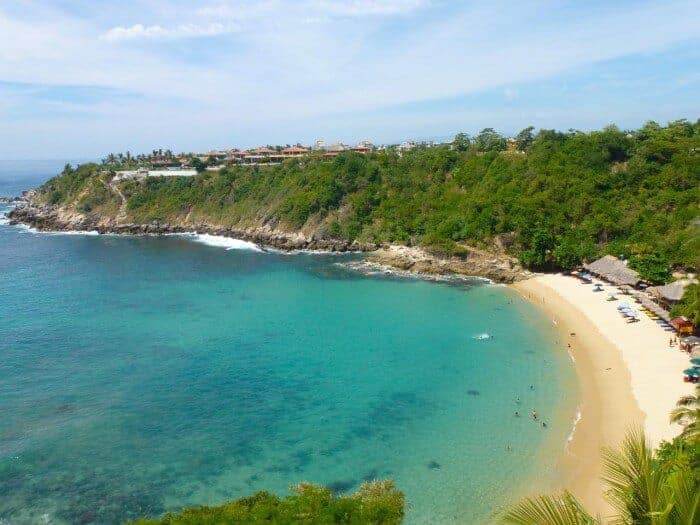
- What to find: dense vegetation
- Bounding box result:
[504,388,700,525]
[128,480,404,524]
[39,120,699,281]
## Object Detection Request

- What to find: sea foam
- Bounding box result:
[179,233,262,252]
[566,407,583,445]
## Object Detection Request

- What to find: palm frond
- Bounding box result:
[674,395,697,408]
[669,406,696,425]
[660,468,700,525]
[502,491,599,525]
[601,427,666,524]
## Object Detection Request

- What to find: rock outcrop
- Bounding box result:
[367,245,533,283]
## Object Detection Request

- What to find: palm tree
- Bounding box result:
[670,385,699,441]
[503,428,698,525]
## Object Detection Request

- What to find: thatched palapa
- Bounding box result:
[583,255,642,287]
[648,280,696,308]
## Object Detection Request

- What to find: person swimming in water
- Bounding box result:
[514,411,520,417]
[531,410,538,420]
[542,421,547,428]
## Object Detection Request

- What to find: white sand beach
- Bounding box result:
[513,274,694,517]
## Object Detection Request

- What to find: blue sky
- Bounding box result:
[0,0,698,158]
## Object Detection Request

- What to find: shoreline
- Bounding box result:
[6,201,532,282]
[512,274,692,518]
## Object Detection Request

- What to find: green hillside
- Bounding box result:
[37,120,699,281]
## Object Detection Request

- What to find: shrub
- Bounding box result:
[128,480,404,524]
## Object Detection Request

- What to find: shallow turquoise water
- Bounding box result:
[0,203,577,524]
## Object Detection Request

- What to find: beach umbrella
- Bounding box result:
[690,357,700,366]
[683,368,700,377]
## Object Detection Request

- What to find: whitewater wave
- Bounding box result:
[177,233,263,252]
[566,408,582,445]
[0,214,9,226]
[46,230,100,236]
[474,333,492,341]
[266,246,346,256]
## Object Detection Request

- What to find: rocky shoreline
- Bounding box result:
[7,201,532,282]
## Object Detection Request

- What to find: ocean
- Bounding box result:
[0,161,578,524]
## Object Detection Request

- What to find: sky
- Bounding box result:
[0,0,699,159]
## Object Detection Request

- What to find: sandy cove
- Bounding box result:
[513,274,693,518]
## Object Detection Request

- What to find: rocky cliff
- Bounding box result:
[8,199,532,282]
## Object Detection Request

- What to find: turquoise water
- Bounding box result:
[0,178,578,524]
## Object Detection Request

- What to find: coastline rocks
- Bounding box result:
[0,196,23,203]
[7,202,376,253]
[367,245,532,283]
[8,200,530,282]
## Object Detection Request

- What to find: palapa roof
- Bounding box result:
[648,281,691,303]
[583,255,642,286]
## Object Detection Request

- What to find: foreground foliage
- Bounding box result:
[128,480,404,524]
[38,120,699,277]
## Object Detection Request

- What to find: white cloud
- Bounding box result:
[310,0,430,17]
[0,0,699,157]
[101,22,233,41]
[196,0,429,20]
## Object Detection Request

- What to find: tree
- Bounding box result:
[629,254,671,284]
[474,128,507,152]
[452,132,471,152]
[519,227,556,269]
[190,157,206,173]
[515,126,535,151]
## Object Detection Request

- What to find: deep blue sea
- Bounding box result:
[0,161,578,524]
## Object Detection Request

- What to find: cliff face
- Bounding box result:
[8,197,532,282]
[7,199,374,252]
